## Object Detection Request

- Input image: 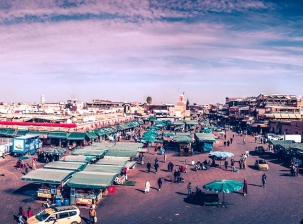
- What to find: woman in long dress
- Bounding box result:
[145,180,150,194]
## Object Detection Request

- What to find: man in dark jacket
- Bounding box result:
[147,162,151,173]
[154,163,159,173]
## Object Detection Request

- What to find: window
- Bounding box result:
[59,212,69,219]
[69,211,77,217]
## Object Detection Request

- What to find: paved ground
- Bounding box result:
[0,130,302,224]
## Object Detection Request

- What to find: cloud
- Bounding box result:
[0,0,302,103]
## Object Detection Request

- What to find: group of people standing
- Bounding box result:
[17,207,32,224]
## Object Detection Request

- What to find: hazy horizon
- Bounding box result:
[1,0,302,104]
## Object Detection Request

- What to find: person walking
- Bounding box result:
[18,207,25,224]
[157,178,162,191]
[231,159,235,172]
[224,160,228,170]
[145,180,150,193]
[230,138,233,144]
[187,182,192,198]
[173,170,178,182]
[141,155,145,165]
[154,162,159,173]
[147,162,151,173]
[243,138,246,144]
[254,136,257,143]
[164,154,167,163]
[262,173,266,187]
[243,179,248,196]
[155,158,159,164]
[89,205,97,224]
[27,207,33,220]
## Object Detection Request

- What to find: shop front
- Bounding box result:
[67,171,118,206]
[21,168,74,202]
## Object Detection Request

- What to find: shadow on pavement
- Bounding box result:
[175,192,187,196]
[135,189,145,194]
[248,183,262,187]
[139,170,148,173]
[280,173,291,177]
[81,217,89,224]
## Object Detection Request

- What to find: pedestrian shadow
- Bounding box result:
[13,215,20,223]
[81,217,90,224]
[164,178,173,182]
[150,186,158,190]
[135,189,145,194]
[139,170,148,173]
[160,169,170,172]
[233,191,244,195]
[175,192,187,196]
[280,173,291,177]
[248,183,262,187]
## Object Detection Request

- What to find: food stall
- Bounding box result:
[66,171,118,205]
[194,133,217,152]
[173,134,194,156]
[21,169,74,201]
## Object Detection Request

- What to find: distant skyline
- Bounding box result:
[1,0,303,104]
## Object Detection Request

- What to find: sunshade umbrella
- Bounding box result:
[141,135,156,142]
[203,179,244,208]
[209,151,234,158]
[209,151,234,165]
[42,147,67,155]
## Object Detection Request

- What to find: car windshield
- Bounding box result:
[259,160,267,164]
[36,211,51,221]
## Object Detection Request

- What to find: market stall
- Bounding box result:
[66,171,118,205]
[96,158,128,166]
[21,168,74,201]
[44,161,87,171]
[194,133,217,152]
[173,134,194,156]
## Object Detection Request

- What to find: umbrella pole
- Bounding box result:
[222,192,226,208]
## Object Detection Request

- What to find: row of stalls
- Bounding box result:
[21,142,143,206]
[162,132,217,156]
[0,120,143,150]
[269,140,303,166]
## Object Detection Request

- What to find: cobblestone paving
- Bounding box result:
[0,131,302,224]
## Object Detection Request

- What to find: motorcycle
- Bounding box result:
[42,198,56,208]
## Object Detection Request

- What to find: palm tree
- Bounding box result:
[146,96,152,104]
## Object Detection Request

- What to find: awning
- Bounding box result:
[84,164,123,174]
[280,114,289,119]
[43,161,87,171]
[149,116,157,121]
[66,171,118,189]
[48,131,68,139]
[60,155,96,163]
[264,114,274,119]
[96,158,128,166]
[86,132,98,139]
[195,133,217,142]
[27,130,49,135]
[185,120,198,125]
[15,130,28,136]
[105,149,138,159]
[1,129,15,137]
[21,168,74,184]
[273,114,282,119]
[67,132,86,140]
[72,149,107,158]
[288,114,297,119]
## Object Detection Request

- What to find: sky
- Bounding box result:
[0,0,303,104]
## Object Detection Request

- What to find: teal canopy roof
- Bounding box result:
[43,161,87,171]
[66,171,118,189]
[21,168,74,184]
